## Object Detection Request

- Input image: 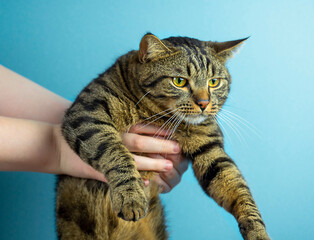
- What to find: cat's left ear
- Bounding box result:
[139,33,172,63]
[208,37,249,61]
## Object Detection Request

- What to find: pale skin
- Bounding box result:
[0,65,188,193]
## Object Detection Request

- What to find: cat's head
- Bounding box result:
[135,33,247,125]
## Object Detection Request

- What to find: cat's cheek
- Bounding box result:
[164,98,178,110]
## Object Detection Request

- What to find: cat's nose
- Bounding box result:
[197,100,210,111]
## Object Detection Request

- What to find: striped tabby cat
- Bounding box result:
[57,33,270,240]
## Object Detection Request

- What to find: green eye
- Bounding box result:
[172,77,187,87]
[209,78,221,88]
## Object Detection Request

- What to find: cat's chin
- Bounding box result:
[182,115,207,125]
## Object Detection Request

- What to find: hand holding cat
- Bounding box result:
[0,106,187,194]
[56,123,187,193]
[0,65,187,193]
[123,124,188,193]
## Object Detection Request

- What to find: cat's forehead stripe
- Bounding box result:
[205,56,211,71]
[212,64,216,76]
[186,54,214,78]
[187,64,191,77]
[188,56,200,74]
[166,37,214,77]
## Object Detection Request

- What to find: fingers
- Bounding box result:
[133,154,173,172]
[123,124,188,193]
[153,175,172,193]
[166,153,189,176]
[134,152,188,193]
[159,170,181,193]
[157,154,186,192]
[121,133,180,154]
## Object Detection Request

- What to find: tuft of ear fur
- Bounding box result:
[208,37,249,61]
[139,33,172,63]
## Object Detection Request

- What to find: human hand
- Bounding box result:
[53,125,107,182]
[54,124,188,193]
[122,124,188,193]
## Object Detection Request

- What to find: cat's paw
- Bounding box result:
[245,229,270,240]
[111,183,148,222]
[240,219,270,240]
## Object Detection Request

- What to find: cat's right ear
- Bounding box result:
[139,33,172,63]
[208,37,249,61]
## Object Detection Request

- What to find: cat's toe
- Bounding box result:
[118,200,147,221]
[112,187,148,221]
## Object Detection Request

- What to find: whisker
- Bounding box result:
[132,112,179,158]
[168,113,184,140]
[223,103,248,112]
[217,112,247,147]
[126,107,171,133]
[172,113,185,138]
[220,109,256,127]
[155,112,181,157]
[138,108,180,131]
[219,112,246,138]
[213,115,232,145]
[163,112,181,140]
[153,111,179,139]
[219,112,251,140]
[159,112,182,155]
[144,107,173,121]
[184,115,191,130]
[162,112,184,158]
[133,91,151,108]
[220,108,262,139]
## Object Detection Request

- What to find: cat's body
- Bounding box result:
[56,34,270,240]
[57,177,166,240]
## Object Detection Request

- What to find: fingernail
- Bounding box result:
[144,179,149,187]
[164,161,173,171]
[173,143,181,153]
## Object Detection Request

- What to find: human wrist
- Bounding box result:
[52,124,107,182]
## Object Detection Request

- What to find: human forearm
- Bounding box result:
[0,116,182,187]
[0,65,70,123]
[0,116,58,173]
[0,67,187,190]
[0,116,107,181]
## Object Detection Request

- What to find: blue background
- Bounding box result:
[1,1,314,239]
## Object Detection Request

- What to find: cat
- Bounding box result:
[56,33,270,240]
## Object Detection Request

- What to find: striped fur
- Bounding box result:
[56,33,269,239]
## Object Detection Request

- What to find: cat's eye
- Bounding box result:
[209,78,221,88]
[172,77,187,87]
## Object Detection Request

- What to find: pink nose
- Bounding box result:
[197,100,209,111]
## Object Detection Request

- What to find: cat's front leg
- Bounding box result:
[190,142,270,240]
[104,142,148,222]
[62,113,147,222]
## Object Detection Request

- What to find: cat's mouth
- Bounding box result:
[181,114,207,125]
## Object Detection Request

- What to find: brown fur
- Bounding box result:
[56,33,270,239]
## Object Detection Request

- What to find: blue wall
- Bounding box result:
[1,1,314,239]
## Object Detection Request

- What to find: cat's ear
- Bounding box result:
[139,33,172,63]
[208,37,249,61]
